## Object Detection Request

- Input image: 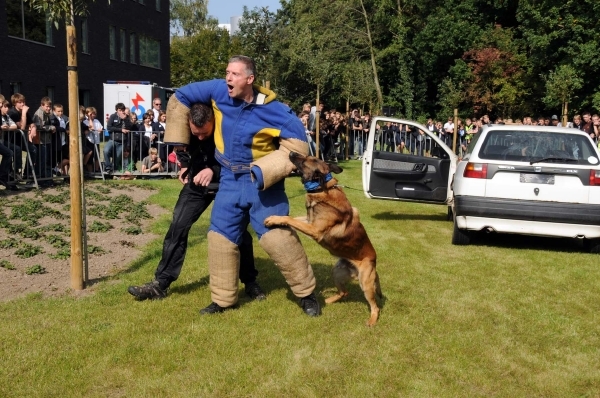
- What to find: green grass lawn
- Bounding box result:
[2,161,600,397]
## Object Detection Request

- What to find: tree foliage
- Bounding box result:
[170,28,239,87]
[170,0,217,37]
[24,0,94,26]
[169,0,600,119]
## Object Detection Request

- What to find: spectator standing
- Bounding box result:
[0,100,16,190]
[350,110,362,159]
[104,102,132,172]
[8,93,37,178]
[593,114,600,141]
[2,100,22,182]
[151,97,162,123]
[581,112,594,139]
[572,114,582,130]
[443,116,454,147]
[128,103,264,301]
[53,104,70,175]
[32,97,57,183]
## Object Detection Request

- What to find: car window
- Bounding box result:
[463,131,483,159]
[373,121,448,159]
[478,130,599,165]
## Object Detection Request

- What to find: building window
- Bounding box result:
[78,90,91,108]
[156,0,161,11]
[130,32,137,64]
[10,82,22,96]
[46,87,55,103]
[120,29,127,61]
[109,26,116,60]
[139,36,160,68]
[81,18,89,54]
[6,0,53,45]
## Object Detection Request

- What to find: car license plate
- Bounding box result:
[520,173,555,184]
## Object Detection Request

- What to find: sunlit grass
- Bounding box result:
[1,161,600,397]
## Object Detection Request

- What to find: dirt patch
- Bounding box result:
[0,182,167,301]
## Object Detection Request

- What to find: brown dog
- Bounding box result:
[264,152,382,326]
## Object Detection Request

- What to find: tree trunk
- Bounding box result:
[359,0,383,111]
[67,24,84,290]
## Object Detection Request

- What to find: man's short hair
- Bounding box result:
[229,55,257,78]
[189,103,214,127]
[53,103,63,110]
[115,102,126,111]
[40,96,52,105]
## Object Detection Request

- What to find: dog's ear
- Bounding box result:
[328,163,343,174]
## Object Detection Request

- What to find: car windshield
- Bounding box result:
[477,130,599,165]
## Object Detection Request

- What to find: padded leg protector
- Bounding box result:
[208,231,240,307]
[259,227,316,298]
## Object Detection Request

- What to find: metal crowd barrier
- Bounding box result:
[0,128,181,189]
[92,129,180,179]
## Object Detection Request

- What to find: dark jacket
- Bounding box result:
[107,112,133,143]
[177,134,220,185]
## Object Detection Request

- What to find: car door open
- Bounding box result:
[362,117,457,204]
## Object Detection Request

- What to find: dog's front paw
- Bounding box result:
[264,216,284,227]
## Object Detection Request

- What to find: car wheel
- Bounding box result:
[452,218,470,245]
[583,238,600,253]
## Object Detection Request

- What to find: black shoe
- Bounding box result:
[127,280,167,300]
[199,302,237,315]
[244,281,266,301]
[300,293,321,317]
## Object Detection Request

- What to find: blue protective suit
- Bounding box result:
[175,79,308,243]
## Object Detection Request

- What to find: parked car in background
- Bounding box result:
[451,125,600,251]
[362,120,600,252]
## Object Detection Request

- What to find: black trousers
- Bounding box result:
[154,181,257,290]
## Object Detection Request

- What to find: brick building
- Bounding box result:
[0,0,170,114]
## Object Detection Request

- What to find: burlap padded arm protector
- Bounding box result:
[250,137,308,190]
[164,95,191,145]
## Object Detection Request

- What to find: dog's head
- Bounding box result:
[289,152,343,190]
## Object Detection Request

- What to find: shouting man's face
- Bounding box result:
[226,61,254,102]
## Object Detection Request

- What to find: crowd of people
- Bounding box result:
[293,108,600,160]
[3,90,600,191]
[0,92,180,190]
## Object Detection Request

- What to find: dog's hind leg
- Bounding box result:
[325,258,356,304]
[375,272,383,299]
[357,261,380,326]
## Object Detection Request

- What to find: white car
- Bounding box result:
[362,119,600,252]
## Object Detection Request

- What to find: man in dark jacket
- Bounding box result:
[128,103,264,301]
[103,102,132,172]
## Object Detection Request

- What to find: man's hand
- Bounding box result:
[193,168,214,187]
[122,128,130,133]
[178,167,188,185]
[22,105,29,114]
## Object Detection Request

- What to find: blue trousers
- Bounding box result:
[210,170,288,244]
[103,140,122,170]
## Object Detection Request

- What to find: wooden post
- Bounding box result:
[315,86,320,159]
[345,99,350,160]
[452,108,458,155]
[563,101,568,127]
[67,25,84,290]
